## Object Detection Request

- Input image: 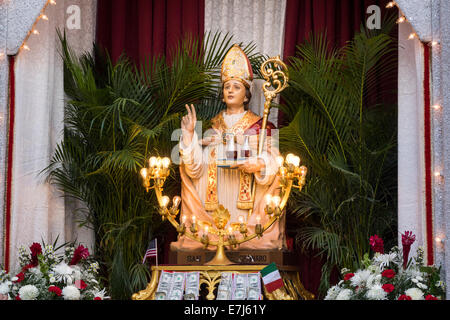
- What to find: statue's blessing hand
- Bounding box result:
[181,104,196,145]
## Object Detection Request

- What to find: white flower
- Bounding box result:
[324,285,341,300]
[93,288,110,300]
[373,252,398,269]
[350,270,371,287]
[366,284,387,300]
[336,289,353,300]
[62,285,81,300]
[28,267,43,277]
[49,277,56,283]
[52,262,74,283]
[71,265,82,281]
[0,281,11,295]
[18,285,39,300]
[366,274,382,288]
[417,283,428,290]
[405,288,424,300]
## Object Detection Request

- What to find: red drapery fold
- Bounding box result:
[4,55,16,272]
[96,0,205,64]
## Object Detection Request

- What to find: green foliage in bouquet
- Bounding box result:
[45,30,265,299]
[279,20,398,293]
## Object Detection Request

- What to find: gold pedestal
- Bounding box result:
[131,264,315,301]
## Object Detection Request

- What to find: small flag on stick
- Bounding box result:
[260,262,284,293]
[142,238,158,266]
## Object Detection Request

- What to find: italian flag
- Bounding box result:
[260,263,284,293]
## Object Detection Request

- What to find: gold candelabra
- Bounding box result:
[139,55,307,265]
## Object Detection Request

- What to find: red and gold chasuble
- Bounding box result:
[204,110,275,211]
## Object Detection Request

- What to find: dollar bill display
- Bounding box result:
[168,272,185,300]
[155,271,260,300]
[156,271,173,299]
[216,272,233,300]
[184,272,200,300]
[156,271,199,300]
[231,272,262,300]
[247,272,262,300]
[232,273,248,300]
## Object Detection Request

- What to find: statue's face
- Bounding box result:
[223,80,246,108]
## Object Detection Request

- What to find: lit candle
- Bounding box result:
[238,215,244,224]
[173,196,181,208]
[256,215,261,224]
[204,226,209,236]
[182,215,186,224]
[228,226,233,234]
[276,156,284,168]
[156,157,162,168]
[162,157,171,168]
[286,153,295,165]
[292,156,300,167]
[140,168,148,179]
[272,196,281,208]
[265,194,273,206]
[192,215,196,224]
[149,156,157,167]
[161,196,170,208]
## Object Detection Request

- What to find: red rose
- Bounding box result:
[381,269,396,279]
[425,295,439,300]
[15,295,21,300]
[398,294,412,300]
[382,283,395,293]
[94,297,102,300]
[70,245,90,265]
[75,280,87,290]
[48,286,62,296]
[14,272,25,283]
[344,273,355,281]
[29,242,42,267]
[30,242,42,256]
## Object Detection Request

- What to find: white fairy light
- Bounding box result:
[386,1,396,8]
[396,16,406,24]
[408,33,418,40]
[432,104,441,110]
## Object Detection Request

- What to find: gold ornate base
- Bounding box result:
[131,265,315,300]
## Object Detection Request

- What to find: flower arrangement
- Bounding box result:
[0,241,108,300]
[325,231,445,300]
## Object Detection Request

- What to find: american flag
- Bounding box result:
[142,238,158,265]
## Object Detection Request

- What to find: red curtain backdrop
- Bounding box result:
[282,0,398,298]
[96,0,205,64]
[283,0,395,58]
